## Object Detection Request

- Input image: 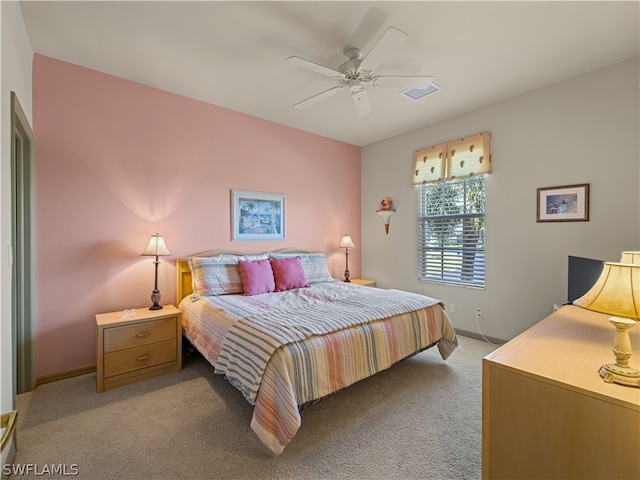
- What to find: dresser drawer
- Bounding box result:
[103,317,176,353]
[104,339,177,378]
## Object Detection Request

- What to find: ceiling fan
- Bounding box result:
[285,27,434,116]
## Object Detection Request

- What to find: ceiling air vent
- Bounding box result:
[401,82,441,101]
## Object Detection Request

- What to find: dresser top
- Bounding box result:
[95,305,180,327]
[485,305,640,409]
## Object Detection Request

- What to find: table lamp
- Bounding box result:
[573,262,640,387]
[141,233,171,310]
[339,234,356,282]
[620,251,640,264]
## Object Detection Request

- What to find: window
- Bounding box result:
[418,176,485,287]
[412,132,491,288]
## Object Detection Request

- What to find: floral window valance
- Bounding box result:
[412,132,492,185]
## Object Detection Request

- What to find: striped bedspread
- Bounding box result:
[180,282,458,454]
[215,284,445,403]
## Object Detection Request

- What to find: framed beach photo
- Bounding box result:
[231,189,286,241]
[536,184,589,222]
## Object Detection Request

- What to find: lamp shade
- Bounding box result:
[620,251,640,265]
[573,262,640,320]
[339,234,355,249]
[141,233,171,257]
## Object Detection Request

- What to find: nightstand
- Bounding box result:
[350,278,377,288]
[96,305,182,392]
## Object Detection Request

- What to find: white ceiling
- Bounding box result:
[19,1,640,146]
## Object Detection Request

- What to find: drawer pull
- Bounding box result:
[136,332,151,338]
[136,354,151,362]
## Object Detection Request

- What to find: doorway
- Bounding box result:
[11,92,36,400]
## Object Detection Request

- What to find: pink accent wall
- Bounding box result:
[33,54,361,377]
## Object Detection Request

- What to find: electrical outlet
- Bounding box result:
[475,307,483,321]
[449,303,456,313]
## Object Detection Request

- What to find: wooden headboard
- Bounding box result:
[176,247,317,304]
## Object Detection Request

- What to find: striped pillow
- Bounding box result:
[189,253,268,298]
[268,252,334,284]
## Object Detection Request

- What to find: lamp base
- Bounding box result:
[599,363,640,388]
[149,290,163,310]
[600,317,640,388]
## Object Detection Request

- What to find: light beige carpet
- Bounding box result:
[11,335,496,479]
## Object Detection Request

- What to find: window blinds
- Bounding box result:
[417,176,486,288]
[412,132,491,185]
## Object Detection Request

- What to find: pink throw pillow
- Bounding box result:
[270,257,309,292]
[238,259,275,296]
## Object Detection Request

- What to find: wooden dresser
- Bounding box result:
[96,305,182,392]
[482,305,640,479]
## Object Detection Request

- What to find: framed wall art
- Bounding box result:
[231,189,286,241]
[536,184,589,222]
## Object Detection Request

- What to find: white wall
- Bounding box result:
[1,0,33,421]
[362,58,640,341]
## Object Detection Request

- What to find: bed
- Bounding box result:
[176,248,458,454]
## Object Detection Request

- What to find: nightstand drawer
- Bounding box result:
[104,317,176,353]
[104,339,177,378]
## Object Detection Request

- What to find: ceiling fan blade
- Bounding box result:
[285,56,341,78]
[371,75,435,89]
[359,27,408,72]
[351,87,372,116]
[293,86,344,109]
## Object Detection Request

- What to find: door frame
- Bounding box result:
[11,92,36,399]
